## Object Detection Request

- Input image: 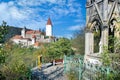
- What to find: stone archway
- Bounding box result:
[85,19,102,55]
[91,20,102,53]
[108,19,120,53]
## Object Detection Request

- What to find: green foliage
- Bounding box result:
[114,37,120,53]
[1,61,31,80]
[101,46,112,66]
[5,44,37,67]
[54,38,73,56]
[45,38,73,62]
[0,46,5,65]
[94,30,100,53]
[0,42,37,79]
[101,36,120,79]
[67,70,78,80]
[44,36,49,39]
[0,37,73,79]
[0,21,8,65]
[108,35,115,53]
[0,21,8,43]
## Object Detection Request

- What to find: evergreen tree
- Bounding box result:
[0,21,8,43]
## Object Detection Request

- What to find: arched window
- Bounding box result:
[108,20,115,53]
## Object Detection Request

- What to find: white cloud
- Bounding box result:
[56,34,73,39]
[17,0,65,7]
[64,34,73,39]
[0,2,27,20]
[0,1,46,29]
[19,20,46,30]
[68,25,82,31]
[9,7,26,20]
[16,0,82,17]
[0,0,83,32]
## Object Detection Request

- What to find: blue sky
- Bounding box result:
[0,0,86,38]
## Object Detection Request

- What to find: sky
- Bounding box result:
[0,0,86,38]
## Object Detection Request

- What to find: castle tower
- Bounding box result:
[46,18,53,37]
[21,27,26,38]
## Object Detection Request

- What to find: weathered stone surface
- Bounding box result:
[85,0,120,64]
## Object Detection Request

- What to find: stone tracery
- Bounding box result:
[84,0,120,64]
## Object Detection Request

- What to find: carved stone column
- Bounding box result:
[85,31,94,55]
[101,26,108,52]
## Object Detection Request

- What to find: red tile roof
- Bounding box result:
[47,17,52,25]
[26,30,41,34]
[12,35,23,39]
[12,35,31,41]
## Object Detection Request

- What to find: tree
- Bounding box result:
[0,21,8,43]
[45,38,73,61]
[101,46,111,66]
[0,46,5,65]
[0,21,8,65]
[72,27,85,55]
[54,38,73,56]
[0,43,36,80]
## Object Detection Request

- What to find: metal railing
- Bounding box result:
[64,55,120,80]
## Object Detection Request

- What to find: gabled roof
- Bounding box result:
[26,30,41,34]
[12,35,31,41]
[47,17,52,25]
[12,35,23,39]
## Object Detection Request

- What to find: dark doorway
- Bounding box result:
[108,24,114,53]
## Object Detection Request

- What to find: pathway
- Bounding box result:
[31,64,67,80]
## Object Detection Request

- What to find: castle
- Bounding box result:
[11,18,56,48]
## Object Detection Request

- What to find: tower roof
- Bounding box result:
[47,18,52,25]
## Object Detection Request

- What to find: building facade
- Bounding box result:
[12,18,56,47]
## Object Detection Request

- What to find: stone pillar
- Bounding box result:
[103,0,108,22]
[84,31,94,63]
[85,31,94,55]
[90,32,94,54]
[101,27,108,53]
